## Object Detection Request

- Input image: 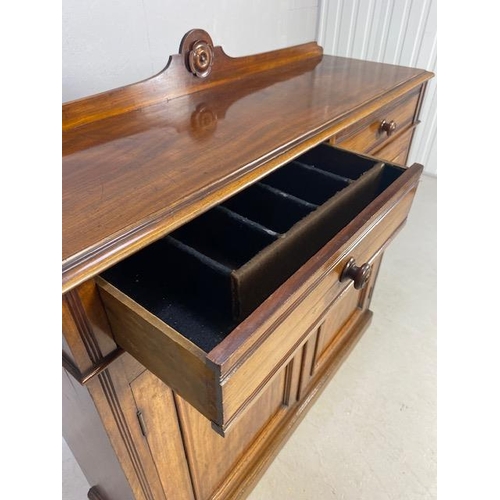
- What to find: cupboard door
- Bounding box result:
[63,282,168,500]
[130,372,195,500]
[297,282,364,399]
[300,253,383,395]
[174,366,291,500]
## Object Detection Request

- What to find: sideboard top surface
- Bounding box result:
[62,30,432,292]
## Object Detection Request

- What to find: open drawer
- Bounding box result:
[96,144,423,434]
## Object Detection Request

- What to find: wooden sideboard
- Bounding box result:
[62,29,433,500]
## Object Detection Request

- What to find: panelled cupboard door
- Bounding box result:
[130,372,195,500]
[298,253,383,398]
[175,369,291,500]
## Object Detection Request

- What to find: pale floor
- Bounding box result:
[63,174,437,500]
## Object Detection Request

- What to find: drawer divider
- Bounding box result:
[165,236,233,275]
[255,182,319,210]
[259,161,349,205]
[214,206,281,238]
[291,160,354,185]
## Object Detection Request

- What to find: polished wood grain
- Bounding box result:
[62,347,124,385]
[62,32,432,292]
[297,327,320,399]
[63,282,167,500]
[392,148,412,165]
[209,162,422,373]
[372,126,416,164]
[63,30,322,130]
[214,187,414,428]
[176,370,287,500]
[330,88,420,154]
[314,286,362,375]
[130,372,195,500]
[313,254,383,378]
[210,310,373,500]
[362,251,384,311]
[96,159,422,433]
[96,276,218,421]
[331,79,429,166]
[62,29,433,500]
[297,253,384,399]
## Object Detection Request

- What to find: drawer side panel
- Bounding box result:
[96,279,219,422]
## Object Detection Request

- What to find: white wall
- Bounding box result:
[317,0,437,175]
[62,0,320,103]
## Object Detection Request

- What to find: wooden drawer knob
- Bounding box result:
[340,258,372,290]
[188,40,214,78]
[379,119,397,136]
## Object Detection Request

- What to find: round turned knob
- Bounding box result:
[379,119,397,136]
[340,258,372,290]
[188,40,214,78]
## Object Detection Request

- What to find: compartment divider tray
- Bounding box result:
[102,145,395,349]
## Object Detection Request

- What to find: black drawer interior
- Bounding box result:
[102,144,405,351]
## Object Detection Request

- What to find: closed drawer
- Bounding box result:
[96,144,422,434]
[373,126,416,164]
[329,88,421,156]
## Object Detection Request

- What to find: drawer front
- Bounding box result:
[372,126,415,164]
[97,147,423,434]
[329,89,420,155]
[215,181,419,430]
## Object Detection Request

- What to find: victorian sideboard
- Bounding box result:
[62,29,433,500]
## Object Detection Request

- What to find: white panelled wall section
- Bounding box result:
[316,0,437,175]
